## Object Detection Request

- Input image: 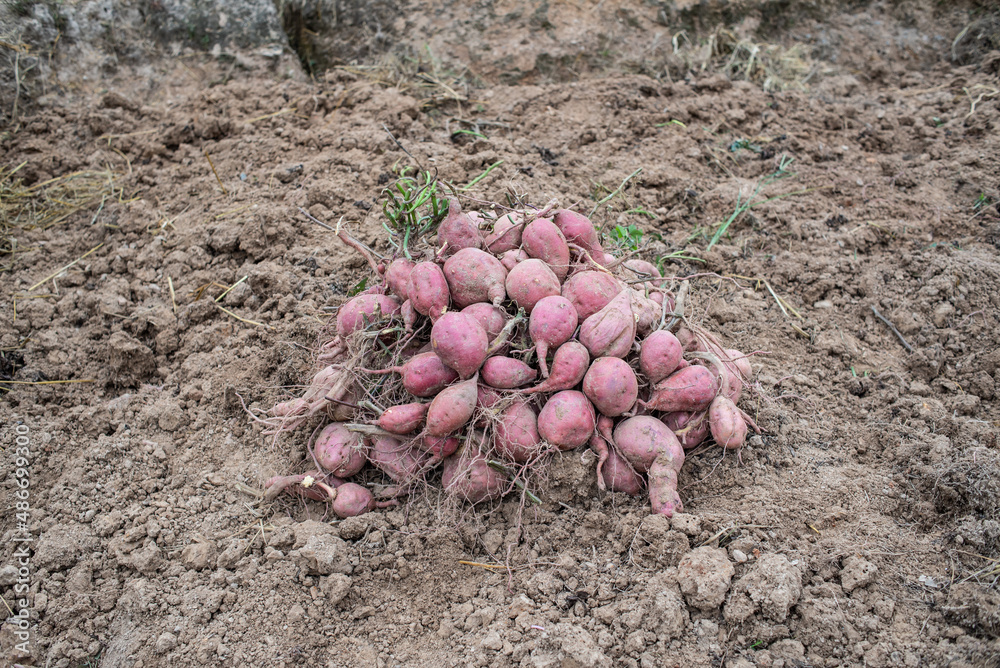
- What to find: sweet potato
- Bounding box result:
[613,415,684,473]
[648,457,683,517]
[418,434,460,461]
[622,259,665,288]
[400,299,418,331]
[481,356,538,389]
[407,261,450,322]
[425,375,479,437]
[537,390,596,450]
[443,248,508,308]
[382,352,460,398]
[505,258,561,313]
[708,395,747,450]
[552,209,602,258]
[630,289,661,337]
[314,423,366,477]
[579,290,636,359]
[437,199,482,256]
[484,212,524,253]
[600,439,645,496]
[385,257,415,300]
[529,296,579,377]
[642,365,718,413]
[494,400,542,462]
[441,440,507,504]
[370,435,429,482]
[431,312,489,379]
[264,471,343,502]
[462,303,508,340]
[582,357,639,417]
[500,248,529,271]
[639,330,684,384]
[728,348,753,382]
[476,384,503,411]
[522,217,570,281]
[331,482,376,518]
[661,410,710,449]
[377,402,428,435]
[522,341,590,395]
[336,293,401,338]
[561,271,625,320]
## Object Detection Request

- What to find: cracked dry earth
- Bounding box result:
[2,4,1000,668]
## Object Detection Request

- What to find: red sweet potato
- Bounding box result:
[582,357,638,417]
[601,439,645,496]
[370,435,429,482]
[494,400,542,462]
[622,259,665,288]
[529,295,579,377]
[552,209,602,258]
[613,415,684,473]
[384,352,460,398]
[400,299,418,331]
[648,456,683,518]
[417,434,460,461]
[537,390,596,450]
[630,289,661,337]
[437,199,483,256]
[561,270,625,320]
[314,423,366,477]
[505,258,561,313]
[661,410,710,450]
[522,341,590,395]
[462,303,508,340]
[481,356,538,389]
[522,217,571,281]
[431,312,489,379]
[484,212,524,253]
[425,375,479,437]
[579,290,636,359]
[441,441,507,504]
[407,261,450,322]
[264,471,343,502]
[639,330,684,384]
[476,384,503,411]
[331,482,376,518]
[500,248,529,271]
[336,293,401,338]
[443,247,508,308]
[708,395,747,450]
[377,402,428,435]
[385,257,415,300]
[642,365,718,413]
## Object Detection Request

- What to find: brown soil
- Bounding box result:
[2,1,1000,667]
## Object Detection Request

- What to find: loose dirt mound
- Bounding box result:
[2,1,1000,666]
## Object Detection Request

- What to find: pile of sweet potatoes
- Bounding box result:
[261,201,757,518]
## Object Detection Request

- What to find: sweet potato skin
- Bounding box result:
[441,443,507,504]
[407,262,450,322]
[642,365,718,413]
[552,209,602,258]
[481,356,538,389]
[336,294,401,338]
[579,290,636,359]
[484,212,524,253]
[582,356,639,417]
[522,341,590,395]
[648,457,683,518]
[494,400,542,462]
[332,483,376,518]
[661,410,710,449]
[443,247,508,308]
[426,375,479,437]
[431,312,489,379]
[537,390,597,450]
[639,330,684,384]
[437,199,483,256]
[708,395,747,450]
[505,258,561,313]
[378,403,428,435]
[397,352,459,398]
[613,415,684,473]
[370,436,429,482]
[561,271,625,321]
[314,423,366,477]
[529,296,579,377]
[522,217,571,281]
[462,303,508,340]
[385,258,415,300]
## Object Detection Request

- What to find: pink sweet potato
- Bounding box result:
[552,209,602,258]
[336,293,401,338]
[425,375,479,437]
[500,248,529,271]
[462,303,508,340]
[613,415,684,473]
[708,395,747,450]
[407,261,450,322]
[401,299,418,331]
[418,434,460,461]
[331,482,376,518]
[661,410,710,449]
[370,435,429,482]
[522,217,571,281]
[622,259,665,288]
[529,295,579,377]
[639,330,684,384]
[481,356,538,389]
[494,400,542,462]
[484,212,524,253]
[522,341,590,395]
[377,403,428,435]
[264,471,343,502]
[437,199,483,256]
[648,457,683,517]
[443,248,508,308]
[441,441,507,504]
[385,257,415,300]
[431,312,489,379]
[505,259,561,313]
[602,440,645,496]
[561,271,625,320]
[314,423,366,477]
[728,348,753,382]
[476,384,503,411]
[642,365,718,413]
[381,352,459,398]
[579,290,636,359]
[582,357,638,417]
[537,390,596,450]
[630,289,661,337]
